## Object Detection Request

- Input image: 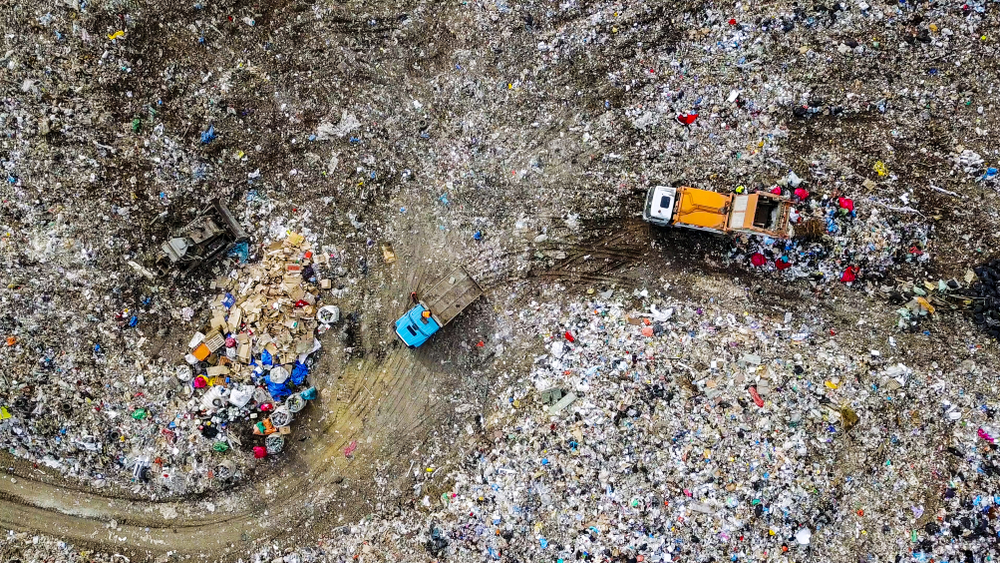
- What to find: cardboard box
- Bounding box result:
[211,310,227,332]
[237,343,251,363]
[203,332,225,353]
[227,306,242,333]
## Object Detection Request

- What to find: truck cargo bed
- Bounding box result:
[420,267,483,327]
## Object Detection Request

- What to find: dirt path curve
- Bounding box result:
[0,331,475,561]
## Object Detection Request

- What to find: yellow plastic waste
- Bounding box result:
[915,296,935,314]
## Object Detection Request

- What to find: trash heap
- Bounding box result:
[227,291,1000,563]
[172,231,333,464]
[729,174,931,286]
[401,292,1000,563]
[7,0,1000,555]
[968,258,1000,339]
[888,276,971,331]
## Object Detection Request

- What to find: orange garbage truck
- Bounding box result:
[642,185,794,239]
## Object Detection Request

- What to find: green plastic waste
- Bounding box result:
[212,442,229,453]
[131,409,147,420]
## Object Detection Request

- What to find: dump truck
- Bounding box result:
[642,185,794,239]
[394,267,483,348]
[155,199,249,275]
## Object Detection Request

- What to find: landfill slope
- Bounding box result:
[4,0,1000,561]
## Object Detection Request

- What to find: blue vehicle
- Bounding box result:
[395,267,483,348]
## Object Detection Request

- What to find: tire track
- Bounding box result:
[529,216,654,288]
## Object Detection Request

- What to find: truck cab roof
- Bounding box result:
[394,305,440,348]
[642,186,677,226]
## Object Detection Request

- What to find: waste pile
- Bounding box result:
[968,258,1000,339]
[0,230,334,495]
[402,292,1000,563]
[724,173,932,289]
[0,532,125,563]
[6,0,1000,557]
[203,289,1000,563]
[168,230,330,470]
[887,275,973,331]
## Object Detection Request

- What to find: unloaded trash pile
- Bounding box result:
[0,231,335,496]
[167,232,331,471]
[727,172,932,288]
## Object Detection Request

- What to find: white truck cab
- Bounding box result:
[642,186,677,226]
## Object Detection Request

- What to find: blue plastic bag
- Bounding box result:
[261,349,273,366]
[265,375,292,401]
[227,241,249,263]
[291,362,309,386]
[200,125,216,144]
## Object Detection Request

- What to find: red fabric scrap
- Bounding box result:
[750,253,767,267]
[794,188,809,200]
[838,197,854,212]
[253,446,267,459]
[841,265,859,283]
[676,113,699,125]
